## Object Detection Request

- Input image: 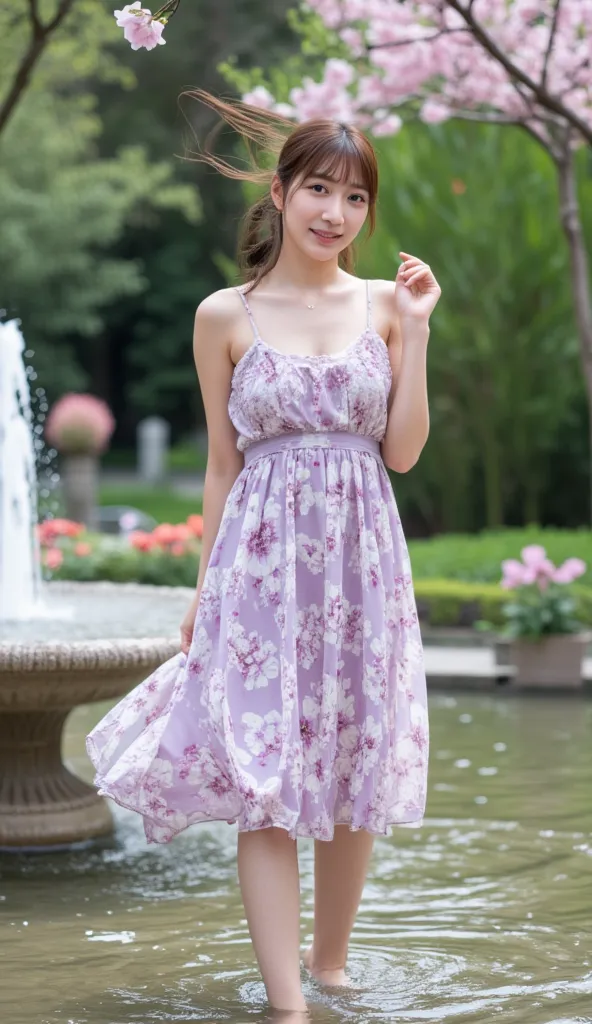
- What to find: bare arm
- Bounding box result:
[380,282,430,474]
[192,292,245,597]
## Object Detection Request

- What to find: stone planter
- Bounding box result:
[503,632,590,689]
[61,453,99,531]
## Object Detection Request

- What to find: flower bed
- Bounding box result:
[37,516,203,589]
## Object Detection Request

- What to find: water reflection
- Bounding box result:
[1,691,591,1024]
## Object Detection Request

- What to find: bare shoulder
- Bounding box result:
[368,278,400,346]
[194,286,243,331]
[370,277,398,310]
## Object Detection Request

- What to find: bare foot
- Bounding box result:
[302,946,352,987]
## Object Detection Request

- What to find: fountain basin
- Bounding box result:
[0,580,194,849]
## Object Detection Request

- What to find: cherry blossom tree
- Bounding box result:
[244,0,592,503]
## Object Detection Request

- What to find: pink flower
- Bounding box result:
[45,548,63,570]
[45,394,115,455]
[186,514,204,538]
[114,3,167,50]
[242,86,274,109]
[74,542,92,557]
[129,530,155,552]
[552,557,586,584]
[501,545,586,592]
[37,518,85,546]
[500,558,527,589]
[520,544,556,590]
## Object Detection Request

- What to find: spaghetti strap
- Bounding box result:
[365,279,374,330]
[235,286,260,341]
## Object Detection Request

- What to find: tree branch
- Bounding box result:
[541,0,561,91]
[442,0,592,145]
[0,0,77,138]
[368,27,470,51]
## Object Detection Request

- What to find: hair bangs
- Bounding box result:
[297,132,377,202]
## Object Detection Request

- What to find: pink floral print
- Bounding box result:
[86,281,429,844]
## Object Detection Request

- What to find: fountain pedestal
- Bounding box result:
[0,632,180,849]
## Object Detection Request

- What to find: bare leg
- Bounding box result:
[237,827,308,1012]
[303,825,375,986]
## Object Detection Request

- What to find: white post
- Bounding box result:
[137,416,170,483]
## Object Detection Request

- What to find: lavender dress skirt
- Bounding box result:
[86,282,429,843]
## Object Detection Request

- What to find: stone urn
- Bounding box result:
[495,632,590,688]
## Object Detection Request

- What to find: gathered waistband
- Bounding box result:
[243,429,381,466]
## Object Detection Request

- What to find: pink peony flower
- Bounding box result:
[501,545,586,592]
[518,544,556,590]
[500,558,528,589]
[74,542,92,557]
[552,557,586,584]
[45,394,115,455]
[114,3,167,50]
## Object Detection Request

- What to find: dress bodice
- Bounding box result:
[228,281,392,453]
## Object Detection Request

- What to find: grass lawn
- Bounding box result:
[99,485,202,524]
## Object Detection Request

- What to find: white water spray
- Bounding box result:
[0,319,43,620]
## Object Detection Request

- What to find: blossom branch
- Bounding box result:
[541,0,561,91]
[443,0,592,145]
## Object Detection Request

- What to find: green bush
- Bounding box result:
[408,528,592,587]
[414,578,592,629]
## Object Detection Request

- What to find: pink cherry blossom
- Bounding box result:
[242,86,275,110]
[114,3,167,51]
[271,1,592,142]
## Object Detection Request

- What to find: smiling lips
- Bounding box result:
[311,228,342,241]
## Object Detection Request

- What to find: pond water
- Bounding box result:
[1,690,591,1024]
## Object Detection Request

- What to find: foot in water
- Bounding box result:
[302,947,352,987]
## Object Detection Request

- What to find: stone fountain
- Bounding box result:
[0,321,192,850]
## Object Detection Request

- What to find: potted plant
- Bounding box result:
[45,394,115,531]
[479,545,589,688]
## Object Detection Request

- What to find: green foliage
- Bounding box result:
[98,485,202,524]
[46,533,200,587]
[414,578,592,629]
[488,584,583,639]
[408,527,592,586]
[414,578,508,627]
[367,121,586,532]
[219,5,345,101]
[0,2,200,401]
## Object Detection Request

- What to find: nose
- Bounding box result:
[321,198,345,225]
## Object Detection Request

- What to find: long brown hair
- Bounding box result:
[181,89,379,291]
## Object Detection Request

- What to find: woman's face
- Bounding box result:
[273,167,370,261]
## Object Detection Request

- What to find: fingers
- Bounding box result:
[404,267,432,287]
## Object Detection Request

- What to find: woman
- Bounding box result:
[86,91,440,1016]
